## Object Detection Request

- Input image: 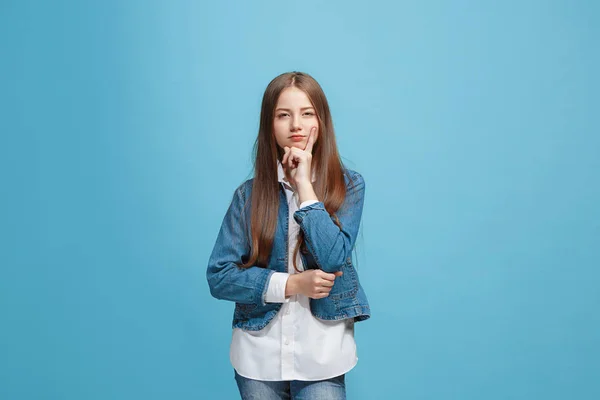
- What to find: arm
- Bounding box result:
[293,171,366,273]
[206,184,275,305]
[262,199,316,304]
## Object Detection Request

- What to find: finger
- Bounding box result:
[304,127,317,153]
[320,280,334,287]
[319,271,336,281]
[282,146,290,165]
[288,149,298,169]
[334,271,343,277]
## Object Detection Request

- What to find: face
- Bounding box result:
[273,86,319,151]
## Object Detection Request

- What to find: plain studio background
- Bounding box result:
[1,1,598,399]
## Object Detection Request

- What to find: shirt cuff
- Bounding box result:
[299,199,319,209]
[264,272,291,303]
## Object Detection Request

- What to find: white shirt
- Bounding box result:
[230,160,357,381]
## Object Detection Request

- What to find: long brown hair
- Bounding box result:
[239,72,348,272]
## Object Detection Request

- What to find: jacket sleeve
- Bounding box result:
[293,171,366,273]
[206,184,275,305]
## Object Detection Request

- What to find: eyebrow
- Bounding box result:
[275,107,315,111]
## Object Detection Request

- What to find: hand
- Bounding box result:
[282,127,317,188]
[286,269,343,299]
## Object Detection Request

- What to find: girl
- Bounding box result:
[207,71,370,399]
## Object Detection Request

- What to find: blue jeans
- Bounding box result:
[234,369,346,399]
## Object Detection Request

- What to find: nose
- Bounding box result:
[291,114,302,132]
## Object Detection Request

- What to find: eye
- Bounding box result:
[277,113,290,118]
[303,112,315,116]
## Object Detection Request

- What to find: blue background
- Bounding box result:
[1,0,598,399]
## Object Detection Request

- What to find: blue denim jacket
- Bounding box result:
[206,168,371,331]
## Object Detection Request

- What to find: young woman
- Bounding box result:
[207,71,370,399]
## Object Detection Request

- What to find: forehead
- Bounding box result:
[276,87,313,108]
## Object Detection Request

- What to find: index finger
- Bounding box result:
[319,271,336,281]
[304,126,317,153]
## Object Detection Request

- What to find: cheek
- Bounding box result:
[274,117,290,128]
[272,121,284,135]
[272,124,287,146]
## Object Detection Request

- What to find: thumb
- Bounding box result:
[334,271,343,277]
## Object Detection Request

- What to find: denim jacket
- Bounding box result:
[206,168,371,331]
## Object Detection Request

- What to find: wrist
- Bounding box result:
[285,274,299,297]
[296,181,318,205]
[296,180,313,190]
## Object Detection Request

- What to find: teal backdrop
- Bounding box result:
[1,1,598,399]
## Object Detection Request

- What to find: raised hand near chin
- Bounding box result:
[282,126,317,188]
